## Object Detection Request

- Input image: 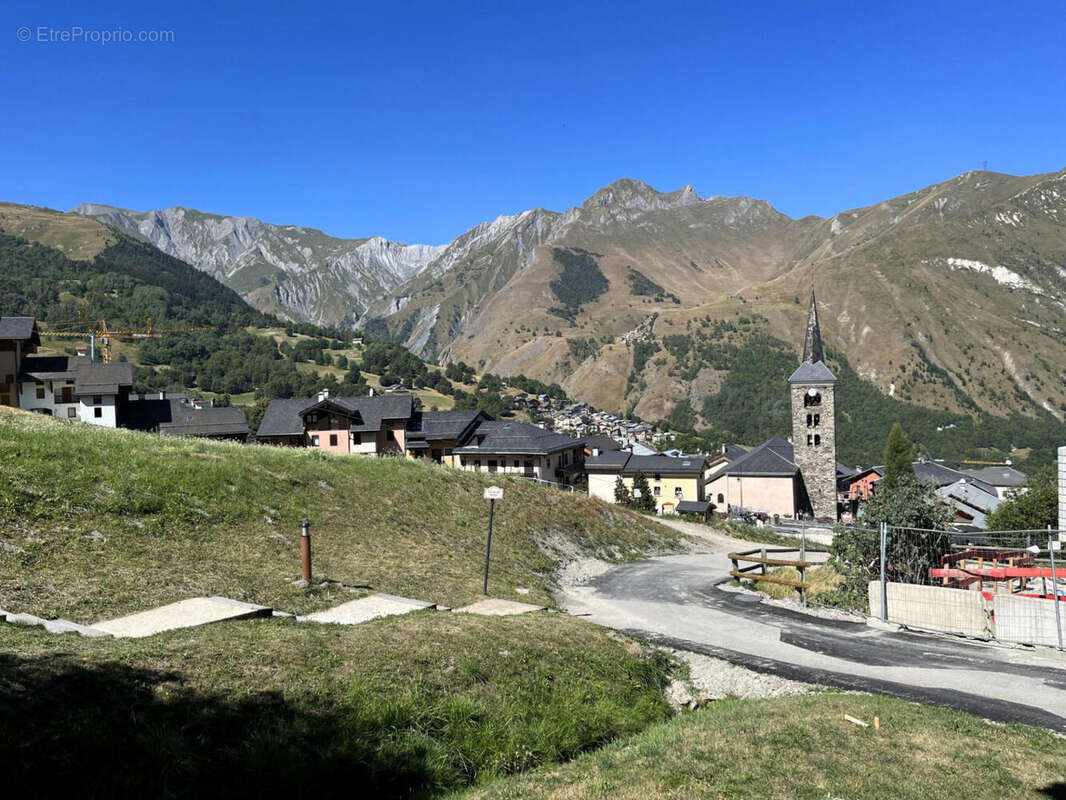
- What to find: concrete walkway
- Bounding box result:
[561,518,1066,732]
[93,596,272,638]
[299,593,435,624]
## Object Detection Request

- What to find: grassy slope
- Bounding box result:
[0,407,678,621]
[0,613,673,798]
[456,692,1066,800]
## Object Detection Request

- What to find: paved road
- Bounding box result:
[561,519,1066,731]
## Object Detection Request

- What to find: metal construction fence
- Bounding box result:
[843,526,1064,649]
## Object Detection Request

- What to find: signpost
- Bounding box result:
[483,486,503,594]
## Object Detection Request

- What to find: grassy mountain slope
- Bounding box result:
[457,692,1066,800]
[0,407,679,621]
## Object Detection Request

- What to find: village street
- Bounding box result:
[560,518,1066,732]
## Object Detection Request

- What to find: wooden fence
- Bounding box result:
[728,547,822,605]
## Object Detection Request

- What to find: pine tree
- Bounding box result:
[614,476,632,506]
[881,423,914,492]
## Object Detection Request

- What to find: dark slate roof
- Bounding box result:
[74,362,133,395]
[676,500,712,514]
[256,398,312,437]
[258,394,413,437]
[584,434,623,453]
[961,466,1027,487]
[407,410,486,443]
[789,360,836,384]
[723,444,748,460]
[18,356,131,394]
[0,316,39,343]
[870,462,998,495]
[719,437,798,477]
[453,420,583,456]
[18,355,76,381]
[585,452,708,475]
[802,290,824,364]
[126,398,249,438]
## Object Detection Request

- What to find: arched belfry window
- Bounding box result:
[803,389,822,408]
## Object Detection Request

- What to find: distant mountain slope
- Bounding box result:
[72,204,445,327]
[363,169,1066,425]
[0,202,262,329]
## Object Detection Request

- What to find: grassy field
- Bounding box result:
[0,407,680,621]
[455,692,1066,800]
[0,613,674,798]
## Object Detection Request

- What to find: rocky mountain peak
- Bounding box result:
[579,178,704,226]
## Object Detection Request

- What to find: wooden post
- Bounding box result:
[300,520,312,581]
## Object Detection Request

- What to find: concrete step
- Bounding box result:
[42,618,113,637]
[453,599,546,616]
[6,612,48,627]
[299,593,435,625]
[93,596,272,639]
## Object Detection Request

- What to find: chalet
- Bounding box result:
[405,409,488,466]
[256,392,413,454]
[1,314,133,427]
[586,452,711,515]
[452,420,586,486]
[936,479,1002,529]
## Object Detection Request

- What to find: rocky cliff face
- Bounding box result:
[72,204,444,327]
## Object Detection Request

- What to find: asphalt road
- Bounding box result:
[561,521,1066,731]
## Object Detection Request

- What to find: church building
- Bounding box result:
[705,292,841,521]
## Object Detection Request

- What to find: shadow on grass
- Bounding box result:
[0,652,439,798]
[1041,784,1066,799]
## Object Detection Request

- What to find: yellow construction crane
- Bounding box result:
[39,317,215,362]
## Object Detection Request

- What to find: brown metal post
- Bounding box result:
[301,520,312,581]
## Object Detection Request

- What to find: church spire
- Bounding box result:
[802,290,824,364]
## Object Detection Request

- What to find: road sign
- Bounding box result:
[484,486,504,500]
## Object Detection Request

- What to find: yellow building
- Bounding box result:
[586,452,711,515]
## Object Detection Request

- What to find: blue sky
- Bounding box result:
[2,1,1064,244]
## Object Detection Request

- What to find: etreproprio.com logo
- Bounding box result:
[16,25,175,44]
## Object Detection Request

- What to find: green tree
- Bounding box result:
[987,466,1057,533]
[829,475,952,608]
[614,476,632,506]
[881,423,915,492]
[630,471,656,513]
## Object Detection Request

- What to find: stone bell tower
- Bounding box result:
[789,291,838,520]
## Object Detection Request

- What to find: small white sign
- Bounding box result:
[632,489,642,498]
[484,486,504,501]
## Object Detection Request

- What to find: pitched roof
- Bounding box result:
[961,465,1027,487]
[0,316,39,343]
[869,462,998,495]
[74,362,133,395]
[407,410,486,442]
[257,394,414,438]
[584,434,623,453]
[18,355,131,394]
[453,420,583,456]
[585,452,708,475]
[126,398,249,438]
[717,437,798,477]
[789,360,836,384]
[676,500,712,514]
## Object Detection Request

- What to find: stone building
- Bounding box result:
[789,292,838,520]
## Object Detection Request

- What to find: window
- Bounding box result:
[654,473,661,482]
[488,460,498,473]
[514,460,520,468]
[36,384,45,400]
[329,434,338,446]
[675,487,684,499]
[814,434,821,446]
[474,459,481,469]
[92,395,102,406]
[94,407,102,419]
[67,407,77,418]
[717,493,725,504]
[387,429,396,441]
[653,486,661,497]
[311,435,320,446]
[807,434,813,446]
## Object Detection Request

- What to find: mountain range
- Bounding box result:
[72,168,1066,430]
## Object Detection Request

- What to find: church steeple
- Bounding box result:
[802,290,824,364]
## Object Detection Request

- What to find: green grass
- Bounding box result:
[454,692,1066,800]
[0,407,680,621]
[0,613,675,798]
[752,565,843,600]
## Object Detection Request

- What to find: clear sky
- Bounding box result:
[2,1,1063,244]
